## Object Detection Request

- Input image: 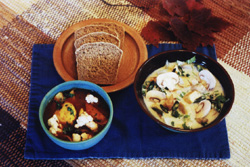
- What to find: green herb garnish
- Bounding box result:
[182,122,191,130]
[147,81,155,91]
[171,121,175,126]
[194,96,206,103]
[195,64,203,72]
[55,101,62,110]
[186,56,196,64]
[63,123,73,134]
[64,92,75,98]
[67,107,74,116]
[160,104,168,113]
[211,94,229,112]
[151,107,163,116]
[171,101,181,118]
[180,92,186,98]
[201,121,208,127]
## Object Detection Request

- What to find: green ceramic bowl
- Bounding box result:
[39,80,113,150]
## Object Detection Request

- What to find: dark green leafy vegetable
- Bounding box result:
[194,96,206,103]
[182,122,191,130]
[63,123,73,134]
[160,104,168,113]
[55,101,62,110]
[180,92,186,98]
[64,91,75,98]
[194,92,229,112]
[63,123,80,134]
[211,94,229,112]
[177,66,185,76]
[67,107,74,116]
[201,121,208,127]
[142,90,146,96]
[195,64,203,72]
[142,81,151,89]
[171,121,175,126]
[186,56,196,64]
[172,101,179,111]
[171,101,181,118]
[152,107,163,116]
[148,81,155,91]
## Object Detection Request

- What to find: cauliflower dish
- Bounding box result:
[142,57,229,130]
[43,88,109,142]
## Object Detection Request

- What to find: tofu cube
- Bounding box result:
[179,101,192,114]
[72,133,81,142]
[183,91,201,104]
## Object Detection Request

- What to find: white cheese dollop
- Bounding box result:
[74,112,93,128]
[85,94,98,103]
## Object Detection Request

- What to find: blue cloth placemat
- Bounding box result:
[24,44,229,160]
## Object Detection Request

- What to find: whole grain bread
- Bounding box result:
[74,25,118,40]
[75,42,123,85]
[93,22,125,50]
[74,32,120,49]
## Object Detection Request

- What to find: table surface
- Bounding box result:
[0,0,249,167]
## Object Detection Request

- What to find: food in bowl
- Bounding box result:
[43,88,110,142]
[142,56,229,130]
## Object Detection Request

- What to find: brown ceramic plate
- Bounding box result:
[53,19,148,93]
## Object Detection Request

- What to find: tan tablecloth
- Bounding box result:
[0,0,249,166]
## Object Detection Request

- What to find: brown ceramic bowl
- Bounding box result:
[134,50,235,132]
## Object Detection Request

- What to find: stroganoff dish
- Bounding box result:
[142,57,229,130]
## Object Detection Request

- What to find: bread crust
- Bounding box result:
[74,32,120,49]
[74,25,118,40]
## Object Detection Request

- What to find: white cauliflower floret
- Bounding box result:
[74,112,93,128]
[81,133,92,141]
[72,133,81,142]
[54,92,64,102]
[49,127,58,135]
[47,114,62,136]
[86,121,98,132]
[48,114,58,128]
[85,94,98,103]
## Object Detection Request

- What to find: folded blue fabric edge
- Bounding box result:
[24,43,230,160]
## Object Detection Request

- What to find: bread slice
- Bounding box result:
[75,42,123,85]
[74,32,120,49]
[74,25,118,40]
[93,22,125,50]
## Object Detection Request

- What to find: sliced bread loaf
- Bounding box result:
[74,25,118,40]
[93,22,125,50]
[75,42,123,85]
[74,32,120,49]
